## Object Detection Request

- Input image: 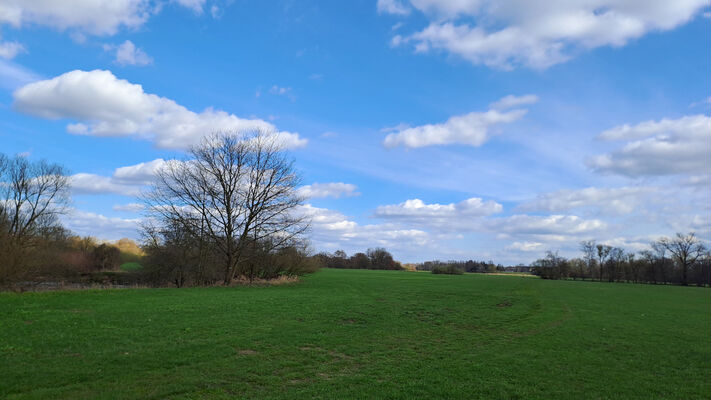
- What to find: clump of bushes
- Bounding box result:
[431,265,464,275]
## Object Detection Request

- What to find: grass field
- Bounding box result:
[1,269,709,399]
[119,262,143,272]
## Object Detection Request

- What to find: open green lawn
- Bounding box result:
[1,269,709,399]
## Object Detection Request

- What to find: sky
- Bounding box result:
[1,0,710,264]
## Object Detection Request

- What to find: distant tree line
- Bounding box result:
[314,248,403,270]
[533,233,710,286]
[415,260,505,274]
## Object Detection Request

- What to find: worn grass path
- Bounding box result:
[1,269,709,399]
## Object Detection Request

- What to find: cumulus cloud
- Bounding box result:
[70,173,142,196]
[70,158,166,195]
[13,70,306,149]
[298,183,360,199]
[383,96,529,148]
[112,158,166,185]
[111,40,153,66]
[374,197,503,231]
[518,186,657,215]
[62,209,142,240]
[0,0,205,36]
[299,204,431,251]
[382,0,709,69]
[589,114,711,177]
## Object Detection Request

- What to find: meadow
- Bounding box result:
[1,269,709,399]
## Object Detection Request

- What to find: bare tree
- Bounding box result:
[581,240,596,280]
[143,130,308,285]
[0,153,70,282]
[657,232,706,286]
[607,247,625,282]
[595,244,612,282]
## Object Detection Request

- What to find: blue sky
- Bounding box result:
[1,0,710,263]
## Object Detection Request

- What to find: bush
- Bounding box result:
[92,244,121,270]
[431,265,464,275]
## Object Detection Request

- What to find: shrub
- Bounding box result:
[431,265,464,275]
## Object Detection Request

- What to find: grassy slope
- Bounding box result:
[119,262,143,272]
[0,269,709,399]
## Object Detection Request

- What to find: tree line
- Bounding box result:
[415,260,505,273]
[0,130,316,289]
[532,233,710,286]
[313,248,403,270]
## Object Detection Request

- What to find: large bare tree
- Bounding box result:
[657,232,706,286]
[0,154,69,244]
[0,153,70,282]
[143,130,308,285]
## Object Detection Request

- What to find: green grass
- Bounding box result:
[0,269,709,399]
[119,262,143,272]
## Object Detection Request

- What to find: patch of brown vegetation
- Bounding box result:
[230,275,300,286]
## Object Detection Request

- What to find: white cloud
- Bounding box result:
[172,0,205,14]
[70,173,142,196]
[298,183,360,199]
[112,158,166,185]
[0,41,24,59]
[377,0,411,15]
[486,214,607,238]
[113,40,153,66]
[62,209,142,240]
[0,0,151,36]
[374,197,503,231]
[599,236,654,252]
[383,106,527,148]
[13,69,307,149]
[518,186,657,215]
[269,85,295,101]
[384,1,710,69]
[269,85,291,95]
[508,241,544,252]
[490,94,539,110]
[70,158,166,196]
[210,5,221,18]
[589,114,711,177]
[299,204,431,252]
[113,202,145,212]
[0,0,206,36]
